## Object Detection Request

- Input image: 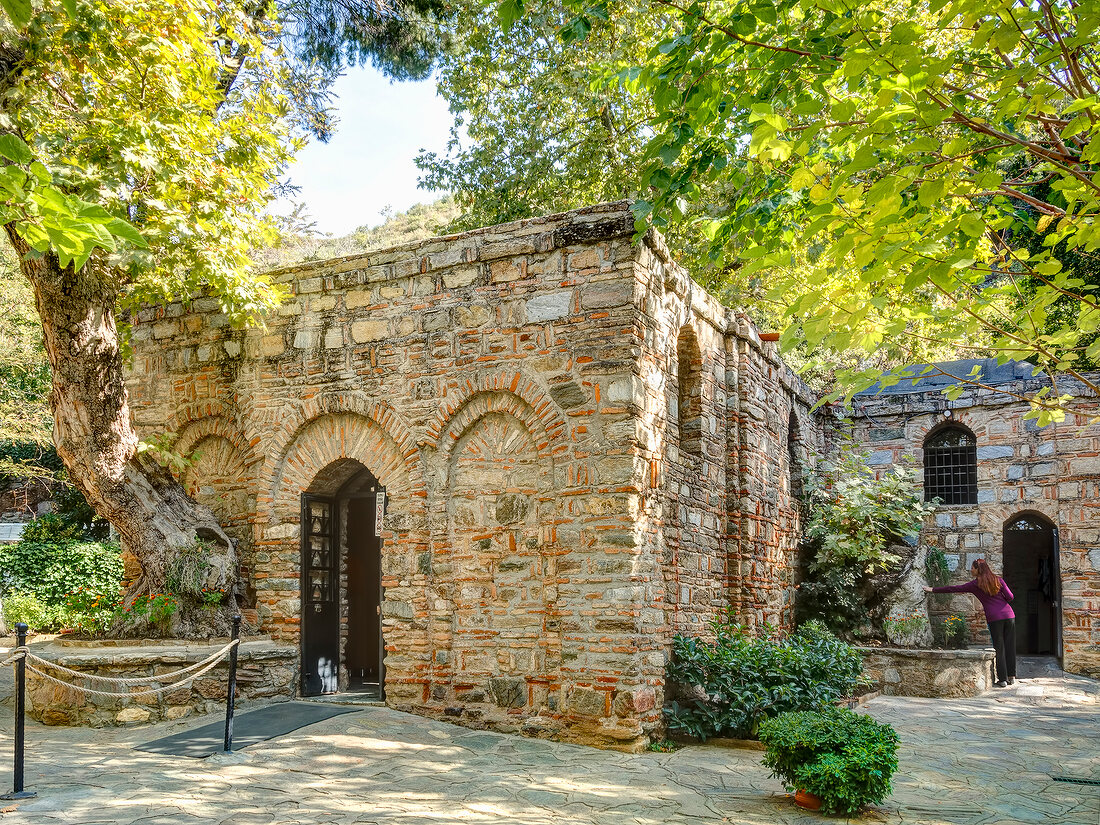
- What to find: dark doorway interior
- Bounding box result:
[1002,514,1059,657]
[300,460,385,699]
[345,491,383,696]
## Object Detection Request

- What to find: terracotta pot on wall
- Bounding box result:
[794,789,823,811]
[759,332,781,342]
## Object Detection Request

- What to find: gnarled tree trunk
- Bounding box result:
[6,228,238,637]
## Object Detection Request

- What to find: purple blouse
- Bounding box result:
[932,578,1015,622]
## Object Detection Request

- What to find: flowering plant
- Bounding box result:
[126,593,179,626]
[932,615,970,650]
[883,611,928,646]
[64,586,123,635]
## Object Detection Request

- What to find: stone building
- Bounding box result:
[849,360,1100,678]
[125,202,820,750]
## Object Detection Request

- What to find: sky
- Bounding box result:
[273,67,455,237]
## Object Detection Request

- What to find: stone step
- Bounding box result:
[299,693,385,707]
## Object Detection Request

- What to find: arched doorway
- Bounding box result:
[301,458,386,698]
[1002,513,1060,658]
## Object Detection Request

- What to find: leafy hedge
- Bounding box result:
[665,617,868,740]
[0,538,123,631]
[759,706,899,815]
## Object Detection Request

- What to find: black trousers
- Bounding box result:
[988,618,1017,682]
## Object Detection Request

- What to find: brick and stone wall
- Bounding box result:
[125,202,821,749]
[849,374,1100,678]
[23,639,296,726]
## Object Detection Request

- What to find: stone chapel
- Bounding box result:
[125,201,1099,749]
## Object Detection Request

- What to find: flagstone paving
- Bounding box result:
[0,669,1095,825]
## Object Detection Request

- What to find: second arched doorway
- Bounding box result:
[301,458,386,698]
[1002,513,1060,659]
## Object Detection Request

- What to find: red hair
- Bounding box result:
[971,558,1002,596]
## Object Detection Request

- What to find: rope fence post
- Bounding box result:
[3,622,35,800]
[223,615,241,753]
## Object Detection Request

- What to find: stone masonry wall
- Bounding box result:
[855,647,996,698]
[24,639,296,726]
[849,375,1100,678]
[727,319,821,629]
[126,202,822,748]
[632,231,822,644]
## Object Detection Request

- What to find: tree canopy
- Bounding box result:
[458,0,1100,420]
[602,0,1099,421]
[0,0,453,628]
[0,1,295,316]
[419,1,653,229]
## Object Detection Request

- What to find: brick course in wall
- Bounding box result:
[126,202,820,749]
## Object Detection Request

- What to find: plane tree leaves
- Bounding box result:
[501,0,1100,421]
[0,0,299,320]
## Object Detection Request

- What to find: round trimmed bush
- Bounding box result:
[758,706,899,815]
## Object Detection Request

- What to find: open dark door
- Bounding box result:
[1003,514,1058,656]
[345,490,385,699]
[301,495,339,695]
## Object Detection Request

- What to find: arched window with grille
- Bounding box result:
[923,425,977,504]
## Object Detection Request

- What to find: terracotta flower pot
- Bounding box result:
[794,789,823,811]
[759,331,781,342]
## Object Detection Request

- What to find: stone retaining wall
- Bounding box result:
[23,638,297,726]
[856,646,996,698]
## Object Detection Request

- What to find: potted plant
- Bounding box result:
[758,706,899,815]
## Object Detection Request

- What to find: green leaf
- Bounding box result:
[0,0,31,27]
[105,218,149,249]
[959,214,986,238]
[496,0,524,32]
[1062,114,1091,140]
[0,133,34,164]
[917,179,945,207]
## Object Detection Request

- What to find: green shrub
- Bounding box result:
[803,446,932,572]
[0,538,123,613]
[759,706,899,815]
[17,514,85,544]
[665,616,868,740]
[931,615,970,649]
[794,565,869,635]
[797,442,936,638]
[2,592,70,631]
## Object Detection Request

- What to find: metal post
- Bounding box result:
[223,615,241,752]
[3,623,35,800]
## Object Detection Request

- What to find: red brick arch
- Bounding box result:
[260,394,426,517]
[173,415,257,473]
[266,412,423,517]
[426,371,567,464]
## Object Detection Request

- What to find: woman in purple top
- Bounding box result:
[924,558,1016,687]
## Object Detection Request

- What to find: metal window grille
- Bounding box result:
[924,428,977,505]
[1007,516,1046,531]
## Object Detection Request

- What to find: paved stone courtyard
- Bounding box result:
[0,670,1096,825]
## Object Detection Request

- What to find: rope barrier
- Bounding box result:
[0,616,243,798]
[0,639,239,697]
[24,652,231,698]
[0,650,26,668]
[20,639,239,686]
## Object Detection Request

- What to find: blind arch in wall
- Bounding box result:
[676,326,703,459]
